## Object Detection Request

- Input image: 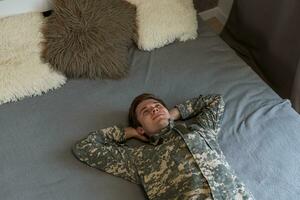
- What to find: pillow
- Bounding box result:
[125,0,198,51]
[0,12,66,106]
[41,0,136,79]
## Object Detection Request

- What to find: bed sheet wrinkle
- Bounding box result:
[128,46,140,68]
[40,177,66,188]
[235,100,284,132]
[207,43,231,54]
[196,31,217,38]
[225,79,272,104]
[144,50,154,85]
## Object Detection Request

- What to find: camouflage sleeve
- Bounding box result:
[72,126,140,184]
[175,95,225,134]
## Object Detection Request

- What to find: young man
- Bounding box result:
[72,93,254,200]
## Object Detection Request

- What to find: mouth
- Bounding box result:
[153,113,165,120]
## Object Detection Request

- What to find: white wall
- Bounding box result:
[218,0,233,18]
[198,0,234,25]
[0,0,52,18]
[1,0,234,21]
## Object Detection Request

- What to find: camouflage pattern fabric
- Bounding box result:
[72,95,254,200]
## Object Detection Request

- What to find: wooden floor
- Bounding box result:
[205,17,224,34]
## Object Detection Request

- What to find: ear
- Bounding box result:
[136,126,145,135]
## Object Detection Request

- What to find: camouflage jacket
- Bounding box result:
[72,95,254,200]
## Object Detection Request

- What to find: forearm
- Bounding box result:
[124,127,148,142]
[175,95,224,120]
[124,127,135,139]
[195,95,225,133]
[72,128,140,184]
[90,126,126,144]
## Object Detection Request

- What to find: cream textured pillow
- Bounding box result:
[126,0,198,51]
[0,12,66,105]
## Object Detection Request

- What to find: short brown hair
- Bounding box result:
[128,93,167,128]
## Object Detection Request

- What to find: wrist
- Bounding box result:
[169,108,181,121]
[124,127,136,140]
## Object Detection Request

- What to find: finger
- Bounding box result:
[137,134,149,142]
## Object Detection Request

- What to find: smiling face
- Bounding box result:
[135,99,171,136]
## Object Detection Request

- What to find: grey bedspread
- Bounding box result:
[1,18,300,200]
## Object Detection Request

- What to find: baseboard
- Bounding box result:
[198,7,227,25]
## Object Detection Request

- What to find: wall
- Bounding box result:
[198,0,233,25]
[193,0,219,12]
[218,0,233,18]
[0,0,52,18]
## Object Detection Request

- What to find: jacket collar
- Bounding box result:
[149,119,175,146]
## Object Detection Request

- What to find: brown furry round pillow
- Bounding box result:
[41,0,136,79]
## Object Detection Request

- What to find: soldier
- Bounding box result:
[72,93,254,200]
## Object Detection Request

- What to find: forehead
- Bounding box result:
[136,99,160,112]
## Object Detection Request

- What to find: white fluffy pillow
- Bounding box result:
[126,0,198,51]
[0,12,66,105]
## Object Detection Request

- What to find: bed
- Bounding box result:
[1,12,300,200]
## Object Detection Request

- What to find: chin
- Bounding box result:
[158,118,169,127]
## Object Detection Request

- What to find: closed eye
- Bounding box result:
[139,102,163,116]
[143,109,150,116]
[155,104,161,108]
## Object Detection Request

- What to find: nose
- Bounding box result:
[152,106,159,114]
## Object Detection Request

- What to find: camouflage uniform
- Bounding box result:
[72,95,254,200]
